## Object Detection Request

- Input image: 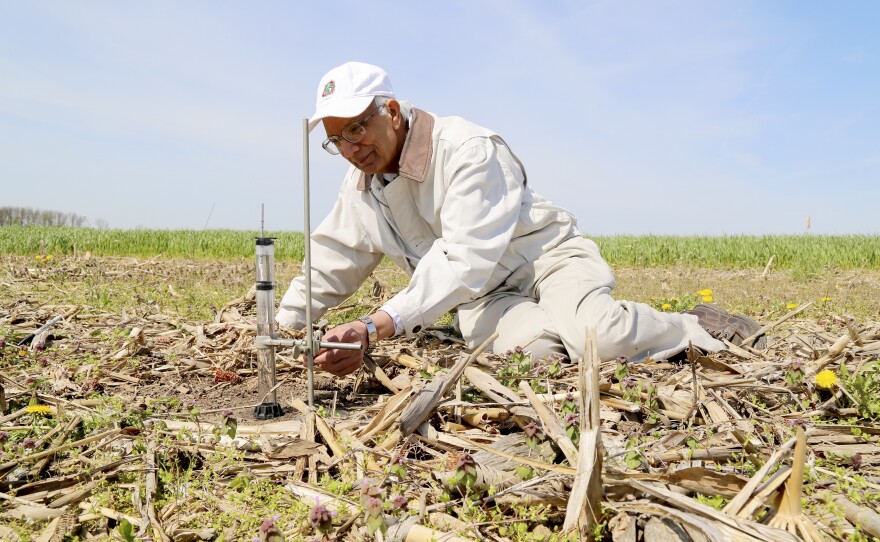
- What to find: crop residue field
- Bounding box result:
[1,252,880,541]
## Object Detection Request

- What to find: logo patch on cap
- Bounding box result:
[321,81,335,97]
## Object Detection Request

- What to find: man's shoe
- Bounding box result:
[684,304,767,349]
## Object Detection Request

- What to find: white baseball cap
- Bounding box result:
[308,62,395,132]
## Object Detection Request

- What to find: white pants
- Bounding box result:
[456,236,725,362]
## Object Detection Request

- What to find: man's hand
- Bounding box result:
[313,320,368,377]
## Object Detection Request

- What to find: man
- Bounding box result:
[277,61,762,377]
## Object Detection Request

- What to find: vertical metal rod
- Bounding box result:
[303,119,315,408]
[260,203,265,237]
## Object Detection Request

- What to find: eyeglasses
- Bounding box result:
[322,104,385,155]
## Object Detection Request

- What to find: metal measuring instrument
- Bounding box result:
[252,120,362,418]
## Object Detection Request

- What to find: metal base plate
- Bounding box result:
[253,402,284,420]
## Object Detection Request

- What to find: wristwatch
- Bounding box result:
[357,316,378,347]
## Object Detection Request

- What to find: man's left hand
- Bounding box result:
[313,321,368,376]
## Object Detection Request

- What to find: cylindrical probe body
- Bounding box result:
[255,237,279,407]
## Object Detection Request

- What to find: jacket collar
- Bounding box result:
[357,107,434,191]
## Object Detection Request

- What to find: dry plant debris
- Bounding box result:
[1,256,879,541]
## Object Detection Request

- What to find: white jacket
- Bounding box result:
[277,104,578,335]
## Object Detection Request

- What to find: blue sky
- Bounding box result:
[2,1,878,234]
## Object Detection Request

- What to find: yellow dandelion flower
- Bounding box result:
[820,297,831,303]
[702,295,713,303]
[26,404,52,415]
[661,303,672,310]
[815,370,838,390]
[45,255,53,260]
[697,289,712,297]
[786,303,798,310]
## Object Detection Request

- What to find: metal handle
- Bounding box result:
[254,336,363,351]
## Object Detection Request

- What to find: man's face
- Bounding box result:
[322,100,403,175]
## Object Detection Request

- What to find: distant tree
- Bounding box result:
[0,206,93,227]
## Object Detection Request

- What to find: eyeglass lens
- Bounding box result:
[322,105,382,154]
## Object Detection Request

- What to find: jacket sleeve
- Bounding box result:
[386,137,523,334]
[276,176,384,329]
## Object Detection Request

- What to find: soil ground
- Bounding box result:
[1,255,879,541]
[3,254,879,424]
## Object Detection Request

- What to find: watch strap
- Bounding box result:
[357,316,378,347]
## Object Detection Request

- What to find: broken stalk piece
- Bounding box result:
[17,315,62,347]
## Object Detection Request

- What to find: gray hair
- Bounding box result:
[374,95,392,115]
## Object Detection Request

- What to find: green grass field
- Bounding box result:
[2,226,878,270]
